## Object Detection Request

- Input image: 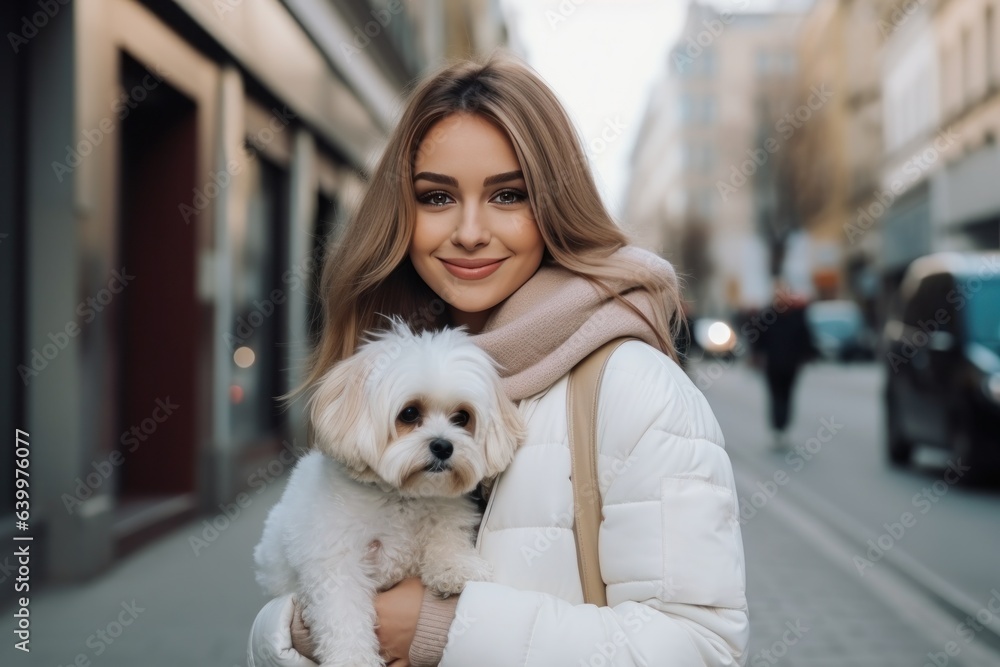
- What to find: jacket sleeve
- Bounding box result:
[247,595,319,667]
[439,341,749,666]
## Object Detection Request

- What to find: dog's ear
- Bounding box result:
[480,377,527,479]
[307,350,380,474]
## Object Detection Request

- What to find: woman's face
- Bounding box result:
[409,113,545,334]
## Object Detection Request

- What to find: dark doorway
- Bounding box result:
[114,54,200,541]
[307,192,339,346]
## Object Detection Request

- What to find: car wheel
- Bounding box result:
[886,386,913,466]
[951,421,994,486]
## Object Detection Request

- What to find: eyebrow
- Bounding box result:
[483,170,524,186]
[413,170,524,187]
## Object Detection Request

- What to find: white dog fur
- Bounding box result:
[253,318,526,667]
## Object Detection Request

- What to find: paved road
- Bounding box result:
[693,357,1000,665]
[693,358,1000,607]
[735,468,973,667]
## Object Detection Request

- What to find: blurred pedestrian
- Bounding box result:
[751,281,818,450]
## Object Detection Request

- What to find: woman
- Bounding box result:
[249,52,748,667]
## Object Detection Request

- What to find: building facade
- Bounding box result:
[0,0,503,584]
[625,1,804,314]
[782,0,889,315]
[878,0,1000,311]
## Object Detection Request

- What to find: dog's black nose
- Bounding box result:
[429,438,453,461]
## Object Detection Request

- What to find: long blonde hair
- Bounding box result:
[280,51,683,409]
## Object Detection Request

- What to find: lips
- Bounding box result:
[440,258,506,280]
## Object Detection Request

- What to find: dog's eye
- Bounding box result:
[450,410,470,427]
[399,406,420,423]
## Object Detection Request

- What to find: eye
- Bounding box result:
[491,189,527,206]
[417,191,454,207]
[450,410,470,427]
[398,406,421,423]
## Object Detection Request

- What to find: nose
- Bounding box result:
[429,438,453,461]
[451,207,490,250]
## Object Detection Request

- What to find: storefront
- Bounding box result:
[931,143,1000,252]
[4,0,415,582]
[879,181,933,302]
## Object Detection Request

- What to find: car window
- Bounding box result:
[963,278,1000,343]
[930,276,957,334]
[902,275,949,328]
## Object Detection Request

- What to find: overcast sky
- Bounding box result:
[497,0,792,217]
[498,0,686,217]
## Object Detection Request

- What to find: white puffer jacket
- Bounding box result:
[248,340,749,666]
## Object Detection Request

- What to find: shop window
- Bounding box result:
[229,153,289,443]
[306,191,340,346]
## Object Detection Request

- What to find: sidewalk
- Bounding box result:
[1,475,289,667]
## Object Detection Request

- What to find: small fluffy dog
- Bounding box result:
[253,318,525,667]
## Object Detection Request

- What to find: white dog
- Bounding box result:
[253,318,526,667]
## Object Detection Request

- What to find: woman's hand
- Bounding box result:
[375,577,426,667]
[288,579,425,666]
[289,599,319,663]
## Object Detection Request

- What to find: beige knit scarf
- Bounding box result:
[472,245,678,401]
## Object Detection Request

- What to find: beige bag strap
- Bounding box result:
[567,336,640,607]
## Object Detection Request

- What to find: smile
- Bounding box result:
[440,258,505,280]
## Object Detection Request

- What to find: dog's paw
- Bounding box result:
[461,555,494,583]
[424,574,467,598]
[423,556,493,597]
[311,618,384,667]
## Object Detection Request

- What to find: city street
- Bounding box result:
[5,359,1000,667]
[4,0,999,665]
[695,357,1000,666]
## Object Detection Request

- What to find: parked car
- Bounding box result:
[805,299,876,361]
[882,252,1000,482]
